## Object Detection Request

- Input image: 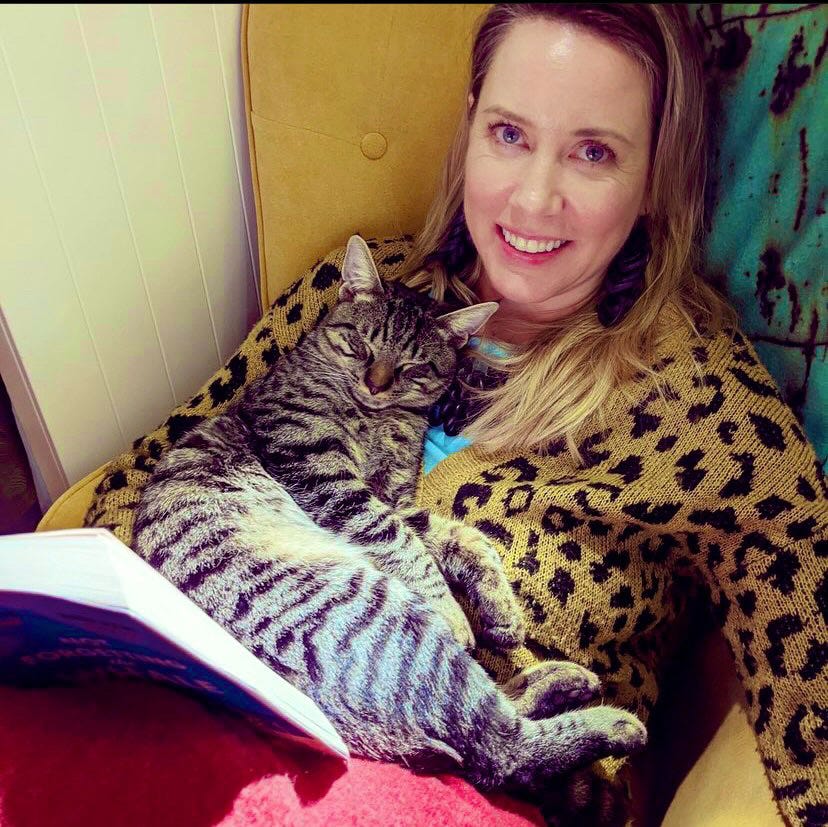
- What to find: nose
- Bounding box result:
[509,153,564,217]
[364,361,394,395]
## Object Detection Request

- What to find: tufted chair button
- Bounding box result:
[360,132,388,160]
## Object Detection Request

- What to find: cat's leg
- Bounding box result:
[399,508,524,649]
[501,661,602,718]
[294,480,476,648]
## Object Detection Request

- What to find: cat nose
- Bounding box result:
[364,362,394,395]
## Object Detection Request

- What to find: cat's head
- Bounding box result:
[318,235,498,411]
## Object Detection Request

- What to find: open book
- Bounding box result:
[0,527,348,761]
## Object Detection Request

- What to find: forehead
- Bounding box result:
[479,18,651,138]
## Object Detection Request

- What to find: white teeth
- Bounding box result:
[502,227,566,253]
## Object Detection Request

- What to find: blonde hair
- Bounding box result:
[395,3,736,460]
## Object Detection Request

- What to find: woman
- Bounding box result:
[87,4,825,825]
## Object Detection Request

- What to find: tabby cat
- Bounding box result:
[133,235,646,792]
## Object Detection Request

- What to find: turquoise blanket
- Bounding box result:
[691,3,826,466]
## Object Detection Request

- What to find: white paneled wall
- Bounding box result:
[0,4,260,503]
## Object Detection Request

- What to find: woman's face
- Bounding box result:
[464,19,652,325]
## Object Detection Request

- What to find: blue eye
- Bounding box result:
[490,122,524,146]
[581,143,613,163]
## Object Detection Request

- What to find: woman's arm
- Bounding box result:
[681,332,827,826]
[83,242,358,545]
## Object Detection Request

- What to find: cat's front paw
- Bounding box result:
[433,593,476,650]
[443,523,525,649]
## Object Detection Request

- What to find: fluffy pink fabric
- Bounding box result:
[0,682,543,826]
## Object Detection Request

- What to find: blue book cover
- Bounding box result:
[0,529,348,761]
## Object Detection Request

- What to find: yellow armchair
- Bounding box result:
[39,6,784,825]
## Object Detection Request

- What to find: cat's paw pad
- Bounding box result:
[505,661,601,718]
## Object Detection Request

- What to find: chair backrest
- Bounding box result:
[242,4,487,308]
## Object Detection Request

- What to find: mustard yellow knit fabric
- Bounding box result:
[86,239,827,826]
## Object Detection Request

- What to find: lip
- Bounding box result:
[496,224,571,264]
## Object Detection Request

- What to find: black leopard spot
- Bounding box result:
[738,628,758,676]
[688,374,724,422]
[713,592,732,624]
[166,413,204,443]
[813,703,828,739]
[590,549,630,584]
[816,540,828,558]
[147,439,163,460]
[675,449,708,492]
[579,430,612,468]
[790,422,807,444]
[755,494,794,519]
[311,263,341,291]
[503,484,535,516]
[559,540,582,561]
[729,367,780,399]
[381,252,406,266]
[633,607,657,633]
[452,483,492,519]
[787,517,816,539]
[286,302,303,324]
[131,436,144,450]
[578,611,599,648]
[629,664,644,687]
[274,278,302,308]
[187,394,204,409]
[109,470,127,490]
[758,547,801,596]
[797,802,828,826]
[640,534,679,563]
[816,572,828,624]
[706,541,723,570]
[587,520,612,536]
[609,455,643,484]
[482,457,540,483]
[736,590,757,617]
[692,345,709,363]
[719,452,755,498]
[688,507,740,534]
[748,412,787,451]
[717,421,738,445]
[796,476,816,500]
[754,685,773,734]
[612,614,628,633]
[656,435,678,452]
[476,519,514,548]
[313,303,329,326]
[784,705,815,766]
[610,585,635,608]
[522,594,548,624]
[573,489,602,516]
[542,505,583,534]
[617,524,643,541]
[766,613,804,677]
[261,342,281,365]
[641,571,660,599]
[548,568,575,606]
[775,779,811,800]
[134,455,156,473]
[622,501,683,525]
[799,639,827,681]
[516,547,540,575]
[208,354,248,406]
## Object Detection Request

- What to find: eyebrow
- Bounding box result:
[481,105,635,148]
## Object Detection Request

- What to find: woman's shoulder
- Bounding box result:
[641,316,822,477]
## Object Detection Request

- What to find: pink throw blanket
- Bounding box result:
[0,682,543,826]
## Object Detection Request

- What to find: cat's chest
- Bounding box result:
[350,414,420,501]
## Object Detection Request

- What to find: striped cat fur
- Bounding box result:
[133,235,646,793]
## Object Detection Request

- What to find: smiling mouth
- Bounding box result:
[498,225,571,254]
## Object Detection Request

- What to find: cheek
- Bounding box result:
[463,153,511,226]
[572,184,643,241]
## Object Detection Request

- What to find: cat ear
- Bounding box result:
[339,235,384,302]
[436,302,499,348]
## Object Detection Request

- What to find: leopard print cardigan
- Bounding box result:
[86,238,827,826]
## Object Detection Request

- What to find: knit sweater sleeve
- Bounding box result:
[82,242,355,545]
[681,329,827,825]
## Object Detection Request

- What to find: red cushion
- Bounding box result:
[0,682,543,826]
